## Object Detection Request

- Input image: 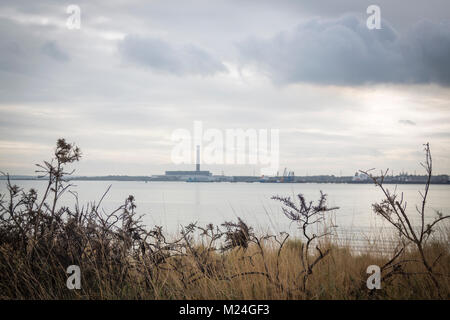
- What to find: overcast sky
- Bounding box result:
[1,0,450,176]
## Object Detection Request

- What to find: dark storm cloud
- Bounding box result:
[118,35,227,76]
[238,15,450,86]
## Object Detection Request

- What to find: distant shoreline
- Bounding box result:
[1,175,449,184]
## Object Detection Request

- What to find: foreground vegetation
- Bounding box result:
[0,139,449,299]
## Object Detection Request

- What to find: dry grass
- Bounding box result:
[0,229,448,300]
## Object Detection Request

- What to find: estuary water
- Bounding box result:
[1,180,449,245]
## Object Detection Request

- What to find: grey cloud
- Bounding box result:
[399,120,416,126]
[0,18,38,75]
[41,41,70,62]
[405,20,450,85]
[1,1,450,175]
[119,35,227,76]
[238,15,450,86]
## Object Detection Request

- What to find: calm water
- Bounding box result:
[1,180,449,241]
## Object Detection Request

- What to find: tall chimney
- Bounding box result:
[196,145,200,172]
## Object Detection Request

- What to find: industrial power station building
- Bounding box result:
[162,146,212,181]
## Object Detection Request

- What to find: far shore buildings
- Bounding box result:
[352,172,369,182]
[156,145,215,182]
[151,147,449,183]
[164,169,212,182]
